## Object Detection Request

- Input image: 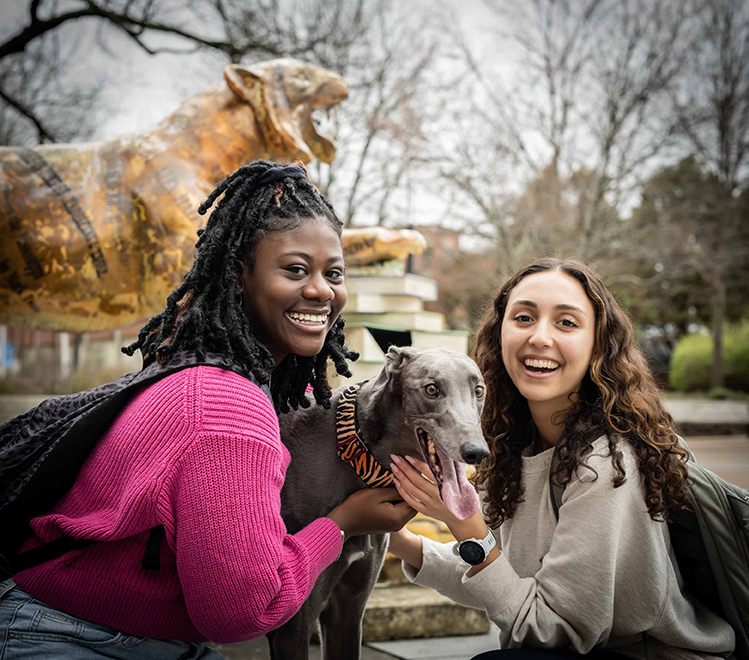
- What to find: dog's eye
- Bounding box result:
[424,384,439,397]
[475,386,485,399]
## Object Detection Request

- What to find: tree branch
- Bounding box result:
[0,85,57,142]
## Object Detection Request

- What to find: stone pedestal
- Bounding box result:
[330,273,468,388]
[363,584,490,641]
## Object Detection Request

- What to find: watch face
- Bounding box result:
[458,541,485,565]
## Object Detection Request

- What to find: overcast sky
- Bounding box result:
[0,0,500,143]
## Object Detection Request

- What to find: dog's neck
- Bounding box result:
[355,374,406,464]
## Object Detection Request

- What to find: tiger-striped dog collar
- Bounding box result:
[335,381,394,488]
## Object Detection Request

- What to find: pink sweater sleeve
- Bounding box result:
[162,375,343,643]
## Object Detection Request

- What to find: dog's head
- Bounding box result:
[382,346,489,520]
[225,59,348,163]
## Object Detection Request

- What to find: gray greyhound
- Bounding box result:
[270,346,490,660]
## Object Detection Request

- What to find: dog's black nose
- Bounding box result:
[460,442,490,465]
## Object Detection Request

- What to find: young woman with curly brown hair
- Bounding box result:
[387,258,734,659]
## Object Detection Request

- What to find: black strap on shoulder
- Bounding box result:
[11,526,166,575]
[141,526,165,571]
[9,536,98,574]
[549,445,564,521]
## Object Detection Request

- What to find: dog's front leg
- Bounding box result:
[265,592,321,660]
[319,534,388,660]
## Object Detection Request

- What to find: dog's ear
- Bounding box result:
[224,63,314,161]
[384,346,419,376]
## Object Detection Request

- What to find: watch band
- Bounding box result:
[453,528,496,565]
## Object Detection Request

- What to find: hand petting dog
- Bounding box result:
[389,454,501,575]
[326,486,417,540]
[390,454,459,526]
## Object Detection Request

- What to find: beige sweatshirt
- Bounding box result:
[403,436,735,659]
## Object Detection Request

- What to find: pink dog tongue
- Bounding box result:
[436,448,479,520]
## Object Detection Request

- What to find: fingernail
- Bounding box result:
[391,463,400,473]
[391,454,401,464]
[405,455,416,464]
[393,477,401,487]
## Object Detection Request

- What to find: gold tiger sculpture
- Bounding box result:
[0,59,347,332]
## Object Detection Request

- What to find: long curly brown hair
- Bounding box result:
[472,258,690,526]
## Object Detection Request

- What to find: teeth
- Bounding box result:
[418,430,443,483]
[288,312,328,325]
[426,436,441,473]
[524,358,559,370]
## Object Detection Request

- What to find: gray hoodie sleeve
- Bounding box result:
[402,539,484,610]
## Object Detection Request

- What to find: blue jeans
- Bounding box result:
[0,579,225,660]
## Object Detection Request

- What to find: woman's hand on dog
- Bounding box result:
[389,454,459,526]
[389,454,501,574]
[326,487,416,539]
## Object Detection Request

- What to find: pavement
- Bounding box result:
[212,624,501,660]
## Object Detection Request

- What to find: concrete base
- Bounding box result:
[363,584,490,641]
[666,399,748,437]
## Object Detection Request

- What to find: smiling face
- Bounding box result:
[238,217,347,365]
[501,270,596,423]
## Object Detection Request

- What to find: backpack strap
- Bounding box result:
[675,434,696,462]
[141,526,166,571]
[9,526,166,575]
[7,536,99,574]
[549,444,564,521]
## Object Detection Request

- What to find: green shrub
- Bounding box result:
[670,321,749,392]
[669,333,711,392]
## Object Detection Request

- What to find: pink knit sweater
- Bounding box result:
[14,366,343,643]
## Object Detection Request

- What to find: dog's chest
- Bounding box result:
[334,533,388,572]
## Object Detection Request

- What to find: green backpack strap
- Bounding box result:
[549,444,564,521]
[672,436,749,657]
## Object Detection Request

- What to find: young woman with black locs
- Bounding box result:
[387,258,734,659]
[0,160,415,659]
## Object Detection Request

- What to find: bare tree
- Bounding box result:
[437,111,529,274]
[0,0,371,145]
[0,1,210,144]
[669,0,749,387]
[194,0,368,67]
[308,1,444,227]
[0,32,101,145]
[446,0,694,265]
